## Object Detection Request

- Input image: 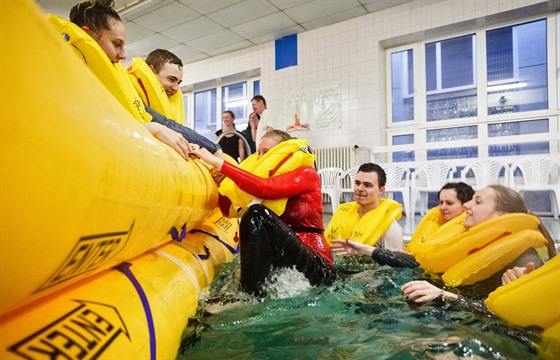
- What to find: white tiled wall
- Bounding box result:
[184,0,552,151]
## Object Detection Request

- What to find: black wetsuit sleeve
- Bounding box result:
[145,105,221,153]
[371,249,420,268]
[441,295,492,316]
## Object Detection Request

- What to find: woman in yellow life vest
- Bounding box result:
[331,182,474,268]
[67,1,222,160]
[326,163,404,249]
[402,184,556,303]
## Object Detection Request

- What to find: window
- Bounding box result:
[392,134,414,162]
[254,80,261,96]
[194,88,216,141]
[222,82,248,122]
[488,119,550,156]
[391,49,414,122]
[426,34,477,121]
[385,16,556,163]
[486,19,548,114]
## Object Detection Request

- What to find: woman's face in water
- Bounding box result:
[257,136,281,159]
[438,188,464,223]
[462,187,503,228]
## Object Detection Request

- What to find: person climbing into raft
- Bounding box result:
[191,130,336,295]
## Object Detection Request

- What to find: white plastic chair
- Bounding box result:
[460,159,510,190]
[317,167,344,212]
[379,163,411,217]
[510,157,560,219]
[410,161,456,218]
[337,166,359,203]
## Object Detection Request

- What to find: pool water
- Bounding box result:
[177,257,541,359]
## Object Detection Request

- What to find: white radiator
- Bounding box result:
[314,146,354,203]
[314,146,372,202]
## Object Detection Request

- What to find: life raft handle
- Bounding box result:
[216,130,252,157]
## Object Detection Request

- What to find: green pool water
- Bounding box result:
[177,257,541,359]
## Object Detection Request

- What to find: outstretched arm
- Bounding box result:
[143,122,189,159]
[331,239,374,257]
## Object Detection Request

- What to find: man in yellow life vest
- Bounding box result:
[130,48,225,159]
[325,163,404,250]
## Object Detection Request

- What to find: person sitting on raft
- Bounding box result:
[191,130,336,295]
[68,0,224,160]
[325,163,404,251]
[331,182,474,268]
[402,184,556,304]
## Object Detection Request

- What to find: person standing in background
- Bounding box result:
[241,112,259,155]
[215,110,245,162]
[251,95,275,145]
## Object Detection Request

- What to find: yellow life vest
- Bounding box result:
[415,213,548,286]
[407,210,467,255]
[219,139,315,216]
[47,15,151,122]
[324,198,402,246]
[485,255,560,358]
[127,57,185,125]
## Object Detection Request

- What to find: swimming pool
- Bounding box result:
[178,257,541,359]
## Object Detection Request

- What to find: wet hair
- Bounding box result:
[357,163,386,187]
[222,110,235,121]
[439,182,475,204]
[251,95,267,107]
[487,184,556,258]
[262,129,291,143]
[146,49,183,73]
[69,0,121,34]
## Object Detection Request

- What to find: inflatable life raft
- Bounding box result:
[1,1,239,358]
[485,255,560,359]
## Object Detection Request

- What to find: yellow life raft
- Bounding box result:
[414,214,547,286]
[127,57,185,125]
[0,1,218,317]
[0,211,240,360]
[324,198,402,246]
[218,138,316,216]
[47,14,151,122]
[485,255,560,359]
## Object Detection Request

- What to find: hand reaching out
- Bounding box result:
[143,122,190,159]
[401,280,457,303]
[330,239,374,257]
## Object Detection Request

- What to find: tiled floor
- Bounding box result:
[322,205,560,246]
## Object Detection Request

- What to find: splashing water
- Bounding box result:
[178,257,543,359]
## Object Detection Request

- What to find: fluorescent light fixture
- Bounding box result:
[487,82,527,92]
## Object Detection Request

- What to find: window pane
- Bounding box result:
[488,119,549,137]
[487,19,548,114]
[426,35,477,121]
[182,94,188,124]
[391,49,414,122]
[392,134,414,162]
[254,80,261,96]
[222,82,247,123]
[427,147,478,159]
[489,142,549,156]
[427,126,477,142]
[194,88,216,141]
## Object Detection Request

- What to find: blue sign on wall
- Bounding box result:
[275,34,297,70]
